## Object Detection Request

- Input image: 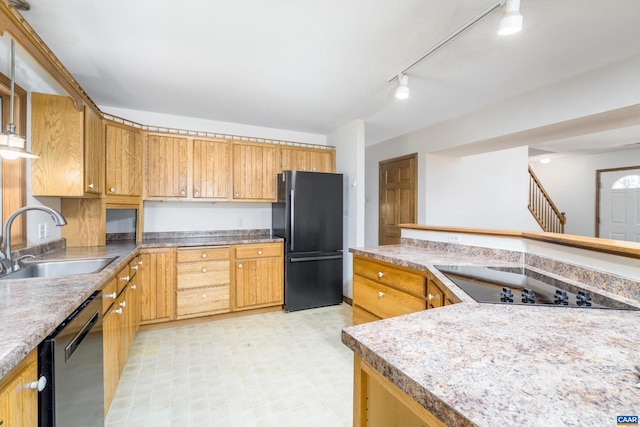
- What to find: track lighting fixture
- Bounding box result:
[0,40,38,160]
[394,74,410,100]
[498,0,523,35]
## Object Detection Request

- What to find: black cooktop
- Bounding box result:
[434,265,639,310]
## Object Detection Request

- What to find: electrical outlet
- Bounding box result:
[38,223,45,239]
[448,234,460,243]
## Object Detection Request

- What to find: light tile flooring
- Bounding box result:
[105,304,354,427]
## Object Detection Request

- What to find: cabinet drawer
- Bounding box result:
[354,275,425,320]
[234,243,281,260]
[177,246,229,263]
[176,261,230,290]
[177,286,229,317]
[116,265,131,294]
[102,277,118,313]
[354,258,425,295]
[352,305,381,326]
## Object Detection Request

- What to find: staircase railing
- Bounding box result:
[528,166,566,233]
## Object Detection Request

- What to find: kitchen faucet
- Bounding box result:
[0,206,67,272]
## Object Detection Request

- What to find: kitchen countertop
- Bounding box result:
[343,244,640,426]
[0,233,281,379]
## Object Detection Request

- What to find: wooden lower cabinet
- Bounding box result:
[139,248,176,324]
[354,356,445,427]
[176,246,231,319]
[0,350,38,427]
[233,243,283,310]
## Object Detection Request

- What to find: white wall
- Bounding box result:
[529,147,640,237]
[424,147,540,231]
[328,120,365,298]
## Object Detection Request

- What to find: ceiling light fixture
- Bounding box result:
[0,40,38,160]
[388,1,520,95]
[498,0,523,35]
[394,74,410,100]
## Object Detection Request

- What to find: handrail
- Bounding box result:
[528,166,566,233]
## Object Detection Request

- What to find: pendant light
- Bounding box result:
[0,39,38,160]
[394,74,410,100]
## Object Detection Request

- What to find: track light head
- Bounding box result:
[499,0,523,35]
[395,74,410,100]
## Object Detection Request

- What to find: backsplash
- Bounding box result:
[11,238,66,259]
[142,229,271,240]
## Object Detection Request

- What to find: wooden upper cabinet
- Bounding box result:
[280,146,335,174]
[31,92,104,197]
[193,139,230,199]
[84,106,105,194]
[232,142,278,201]
[145,134,189,198]
[105,122,142,196]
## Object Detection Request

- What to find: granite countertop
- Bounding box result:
[0,233,282,378]
[344,244,640,426]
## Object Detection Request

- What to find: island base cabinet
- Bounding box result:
[354,356,445,427]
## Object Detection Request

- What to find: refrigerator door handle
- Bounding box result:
[290,255,343,263]
[290,189,295,252]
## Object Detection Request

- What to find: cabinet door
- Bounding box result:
[106,123,142,196]
[139,249,176,324]
[103,306,121,415]
[0,351,37,427]
[84,106,105,194]
[234,257,283,309]
[193,139,231,199]
[31,92,84,196]
[280,147,310,172]
[145,134,189,198]
[309,149,335,173]
[232,143,277,200]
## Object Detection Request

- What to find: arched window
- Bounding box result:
[611,174,640,189]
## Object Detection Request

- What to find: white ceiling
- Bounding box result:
[16,0,640,150]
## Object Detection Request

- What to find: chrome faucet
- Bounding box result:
[0,206,67,272]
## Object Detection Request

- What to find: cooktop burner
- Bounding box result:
[434,265,639,310]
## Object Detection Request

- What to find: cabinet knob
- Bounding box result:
[131,265,138,270]
[138,260,143,266]
[201,253,207,259]
[105,292,117,299]
[194,191,200,197]
[202,294,207,299]
[312,168,317,171]
[131,284,137,290]
[202,268,207,273]
[26,376,47,392]
[109,187,116,193]
[87,183,94,189]
[378,272,384,278]
[378,292,384,298]
[428,293,438,301]
[238,263,243,268]
[180,190,186,196]
[235,192,240,197]
[119,301,126,308]
[113,308,123,315]
[257,250,263,255]
[302,167,306,171]
[120,275,130,281]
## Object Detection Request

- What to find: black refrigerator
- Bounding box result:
[272,171,343,312]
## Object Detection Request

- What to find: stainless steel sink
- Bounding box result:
[0,257,117,280]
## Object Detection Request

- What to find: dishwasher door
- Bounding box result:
[39,291,104,427]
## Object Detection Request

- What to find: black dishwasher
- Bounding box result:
[39,291,104,427]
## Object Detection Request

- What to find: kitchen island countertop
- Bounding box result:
[344,244,640,426]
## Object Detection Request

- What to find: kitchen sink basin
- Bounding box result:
[0,257,117,280]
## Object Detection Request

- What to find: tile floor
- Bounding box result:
[105,304,354,427]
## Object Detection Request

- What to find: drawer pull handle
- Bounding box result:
[378,292,384,298]
[378,272,384,278]
[258,250,263,255]
[119,301,126,308]
[202,268,207,273]
[113,308,123,315]
[105,292,116,299]
[131,265,138,270]
[131,285,137,290]
[138,260,143,266]
[120,275,130,281]
[428,293,438,301]
[238,263,243,268]
[26,376,47,392]
[201,253,207,259]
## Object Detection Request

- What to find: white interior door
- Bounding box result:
[599,168,640,242]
